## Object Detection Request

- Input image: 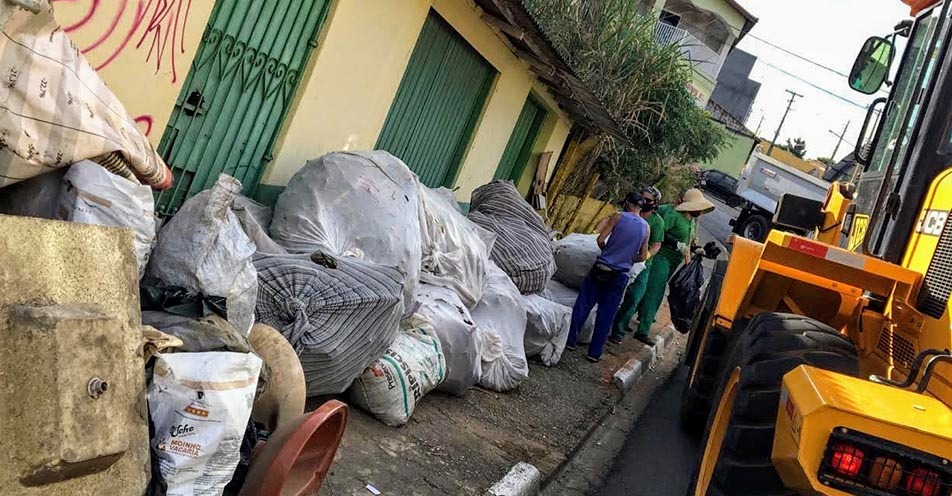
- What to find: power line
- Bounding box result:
[745,32,850,79]
[743,33,893,97]
[711,16,893,96]
[756,58,873,110]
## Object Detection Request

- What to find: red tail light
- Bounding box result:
[906,467,942,496]
[831,444,865,477]
[820,428,952,496]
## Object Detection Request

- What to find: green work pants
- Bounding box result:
[636,250,680,336]
[610,268,650,339]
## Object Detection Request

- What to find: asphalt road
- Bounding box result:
[596,197,738,496]
[696,193,738,248]
[597,366,698,496]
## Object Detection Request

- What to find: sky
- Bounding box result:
[730,0,910,162]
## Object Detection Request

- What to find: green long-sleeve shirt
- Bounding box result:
[656,204,695,265]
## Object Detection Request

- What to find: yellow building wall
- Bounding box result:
[515,95,573,195]
[56,0,574,204]
[550,194,615,235]
[53,0,216,143]
[756,140,827,177]
[261,0,431,189]
[262,0,574,203]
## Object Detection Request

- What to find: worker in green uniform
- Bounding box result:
[609,186,664,346]
[633,188,714,341]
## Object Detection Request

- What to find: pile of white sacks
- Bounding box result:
[246,151,574,426]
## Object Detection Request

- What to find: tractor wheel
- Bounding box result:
[738,213,770,242]
[680,260,728,435]
[687,313,858,496]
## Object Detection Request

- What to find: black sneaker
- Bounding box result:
[586,355,601,363]
[634,334,657,347]
[608,336,624,345]
[565,344,577,351]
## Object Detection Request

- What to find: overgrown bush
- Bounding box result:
[526,0,727,203]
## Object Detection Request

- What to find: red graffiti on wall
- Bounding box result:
[134,115,154,136]
[52,0,193,83]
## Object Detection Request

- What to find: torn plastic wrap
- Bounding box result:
[147,175,257,336]
[59,160,157,278]
[418,185,495,308]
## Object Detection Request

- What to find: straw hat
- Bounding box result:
[675,188,715,214]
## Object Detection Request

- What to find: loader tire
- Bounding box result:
[688,313,858,496]
[680,260,728,435]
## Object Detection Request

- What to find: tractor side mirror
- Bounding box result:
[849,36,894,95]
[774,194,825,234]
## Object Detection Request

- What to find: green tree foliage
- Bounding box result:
[525,0,728,201]
[781,137,808,158]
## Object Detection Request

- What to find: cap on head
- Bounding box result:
[624,191,642,206]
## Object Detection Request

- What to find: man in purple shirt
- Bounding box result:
[565,191,650,362]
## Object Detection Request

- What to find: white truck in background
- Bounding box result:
[729,151,831,242]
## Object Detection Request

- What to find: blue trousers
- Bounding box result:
[566,266,630,359]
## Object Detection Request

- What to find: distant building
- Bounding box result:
[637,0,758,105]
[710,48,761,123]
[703,100,757,177]
[756,141,828,178]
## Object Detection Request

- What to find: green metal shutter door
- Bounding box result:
[495,95,547,182]
[155,0,332,216]
[377,12,496,188]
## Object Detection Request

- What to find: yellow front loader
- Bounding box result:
[683,1,952,494]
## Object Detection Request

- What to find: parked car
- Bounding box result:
[699,169,742,207]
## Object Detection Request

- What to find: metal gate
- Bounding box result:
[494,95,547,182]
[376,12,496,188]
[155,0,331,215]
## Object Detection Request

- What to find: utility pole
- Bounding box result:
[767,90,804,156]
[828,120,851,167]
[754,114,765,136]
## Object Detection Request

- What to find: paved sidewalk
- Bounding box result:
[318,306,675,496]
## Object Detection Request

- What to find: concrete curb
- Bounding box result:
[537,330,684,495]
[487,326,682,496]
[485,462,542,496]
[612,324,677,392]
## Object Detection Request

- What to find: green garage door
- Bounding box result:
[377,12,496,188]
[495,95,547,182]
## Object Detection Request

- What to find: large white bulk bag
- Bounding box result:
[270,151,422,308]
[471,262,529,391]
[522,294,571,366]
[418,185,495,308]
[414,284,482,396]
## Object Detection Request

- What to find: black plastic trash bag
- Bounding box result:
[668,257,706,333]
